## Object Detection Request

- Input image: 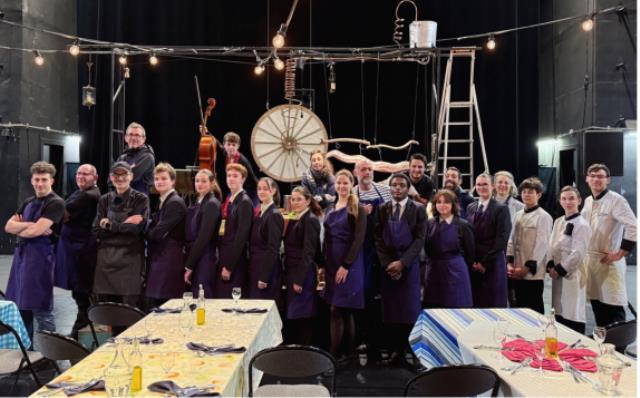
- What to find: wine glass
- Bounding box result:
[182,291,193,309]
[179,309,193,338]
[534,343,546,376]
[161,352,176,377]
[144,313,158,339]
[232,287,242,306]
[593,326,607,354]
[493,321,508,362]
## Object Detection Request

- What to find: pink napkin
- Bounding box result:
[500,339,598,373]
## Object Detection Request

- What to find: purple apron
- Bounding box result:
[284,219,317,319]
[6,199,55,311]
[185,203,218,298]
[145,210,185,299]
[424,222,473,308]
[381,217,421,324]
[469,209,508,308]
[356,186,386,292]
[248,212,282,301]
[322,208,365,309]
[215,198,249,298]
[54,224,96,293]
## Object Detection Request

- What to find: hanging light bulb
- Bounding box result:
[118,54,128,65]
[272,33,285,49]
[581,16,594,32]
[486,34,496,50]
[254,64,266,75]
[33,50,44,66]
[149,53,159,66]
[69,41,80,56]
[328,63,336,94]
[273,57,285,71]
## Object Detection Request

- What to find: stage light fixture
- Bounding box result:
[34,50,44,66]
[69,41,80,56]
[486,34,496,50]
[149,53,159,66]
[581,16,594,32]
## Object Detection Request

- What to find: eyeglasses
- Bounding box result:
[588,174,608,179]
[76,172,95,176]
[126,133,145,138]
[111,173,129,178]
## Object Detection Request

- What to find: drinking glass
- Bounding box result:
[161,352,176,376]
[534,344,546,376]
[232,287,242,305]
[180,309,193,337]
[183,291,194,309]
[593,326,607,354]
[493,321,508,362]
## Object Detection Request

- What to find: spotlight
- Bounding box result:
[486,34,496,50]
[254,64,265,75]
[118,54,127,65]
[273,57,285,71]
[149,53,159,66]
[33,50,44,66]
[69,41,80,56]
[581,17,594,32]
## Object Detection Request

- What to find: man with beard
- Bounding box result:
[443,166,474,218]
[116,122,155,196]
[54,164,101,340]
[406,153,434,205]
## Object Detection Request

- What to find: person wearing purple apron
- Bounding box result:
[248,177,284,303]
[353,159,391,364]
[321,169,366,361]
[465,174,511,308]
[144,163,187,310]
[5,161,65,339]
[215,163,253,298]
[424,189,475,308]
[93,162,149,308]
[184,169,221,298]
[283,186,322,345]
[374,173,426,366]
[54,163,100,339]
[115,122,155,196]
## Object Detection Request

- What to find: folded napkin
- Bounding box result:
[105,337,164,345]
[564,358,598,372]
[151,307,182,314]
[501,339,535,362]
[501,339,597,373]
[530,358,563,372]
[147,380,219,397]
[45,379,104,396]
[221,307,267,314]
[186,342,246,354]
[559,348,598,360]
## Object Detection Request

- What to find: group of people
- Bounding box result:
[3,121,636,369]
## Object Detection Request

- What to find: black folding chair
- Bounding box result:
[248,344,336,397]
[0,289,5,299]
[87,302,145,349]
[0,320,46,393]
[604,319,637,354]
[34,331,91,373]
[404,364,501,397]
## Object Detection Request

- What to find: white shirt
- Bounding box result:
[507,206,553,280]
[260,201,274,217]
[477,198,491,212]
[391,197,409,219]
[159,189,175,209]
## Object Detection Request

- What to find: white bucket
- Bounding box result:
[409,20,438,48]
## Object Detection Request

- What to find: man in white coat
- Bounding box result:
[546,186,592,334]
[582,163,637,327]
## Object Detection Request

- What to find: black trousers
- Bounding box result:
[70,290,93,338]
[513,279,544,314]
[557,315,586,335]
[591,300,626,327]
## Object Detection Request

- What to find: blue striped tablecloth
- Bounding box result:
[409,308,543,369]
[0,300,31,349]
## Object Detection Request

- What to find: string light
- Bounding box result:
[273,57,285,71]
[149,53,159,66]
[118,54,127,65]
[33,50,44,66]
[581,16,594,31]
[69,40,80,56]
[486,34,496,50]
[272,30,286,49]
[254,64,266,75]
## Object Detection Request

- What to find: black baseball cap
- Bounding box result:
[110,161,132,173]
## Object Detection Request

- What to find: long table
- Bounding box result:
[410,308,637,397]
[32,299,283,397]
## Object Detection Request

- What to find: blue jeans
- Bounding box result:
[34,309,56,332]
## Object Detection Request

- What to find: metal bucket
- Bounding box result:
[410,20,437,48]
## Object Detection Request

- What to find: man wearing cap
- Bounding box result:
[116,122,155,196]
[93,161,149,307]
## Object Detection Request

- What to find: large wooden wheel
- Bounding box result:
[251,104,328,183]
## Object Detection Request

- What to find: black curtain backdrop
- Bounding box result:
[77,0,540,191]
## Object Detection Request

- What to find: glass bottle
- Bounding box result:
[544,308,559,359]
[196,284,206,325]
[129,337,143,392]
[104,338,132,398]
[596,343,624,395]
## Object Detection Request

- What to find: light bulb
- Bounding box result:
[34,52,44,66]
[273,58,285,71]
[272,33,285,49]
[118,55,127,65]
[254,64,265,75]
[486,35,496,50]
[149,54,159,66]
[69,43,80,56]
[581,18,594,32]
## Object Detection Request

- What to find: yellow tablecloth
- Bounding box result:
[31,299,283,397]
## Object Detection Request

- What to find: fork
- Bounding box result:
[510,357,532,375]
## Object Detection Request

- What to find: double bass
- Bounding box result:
[198,98,217,172]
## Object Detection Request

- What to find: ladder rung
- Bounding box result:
[442,139,474,143]
[444,121,472,126]
[449,102,473,108]
[443,156,472,160]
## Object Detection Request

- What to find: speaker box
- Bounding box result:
[583,131,624,176]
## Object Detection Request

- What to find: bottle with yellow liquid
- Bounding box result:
[544,308,559,359]
[129,337,143,392]
[196,284,206,325]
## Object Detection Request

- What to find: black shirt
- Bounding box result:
[406,173,435,202]
[18,192,65,227]
[65,185,101,230]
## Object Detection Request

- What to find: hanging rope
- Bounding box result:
[265,0,271,110]
[423,63,429,156]
[322,57,334,143]
[359,60,366,155]
[373,56,382,160]
[408,62,420,160]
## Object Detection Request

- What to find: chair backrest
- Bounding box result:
[605,320,637,353]
[248,345,336,396]
[0,289,6,299]
[88,302,146,327]
[404,364,501,397]
[35,331,91,363]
